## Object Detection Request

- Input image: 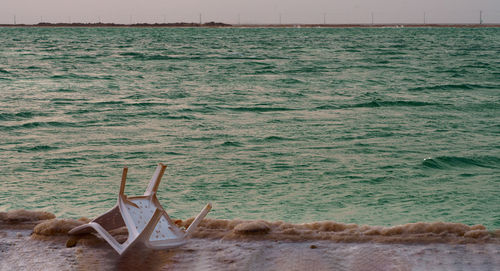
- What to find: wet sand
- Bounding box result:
[1,210,499,270]
[2,228,500,270]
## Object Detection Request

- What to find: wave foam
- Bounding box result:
[0,210,55,224]
[2,210,498,245]
[180,218,498,244]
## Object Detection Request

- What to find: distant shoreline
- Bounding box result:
[1,22,499,28]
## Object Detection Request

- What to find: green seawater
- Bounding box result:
[0,27,499,229]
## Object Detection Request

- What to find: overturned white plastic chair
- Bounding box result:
[69,163,211,255]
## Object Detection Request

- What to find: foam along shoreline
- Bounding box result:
[1,210,500,270]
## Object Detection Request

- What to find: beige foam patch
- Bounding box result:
[0,209,55,223]
[33,219,87,236]
[180,218,499,244]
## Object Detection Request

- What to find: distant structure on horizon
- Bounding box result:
[2,9,499,25]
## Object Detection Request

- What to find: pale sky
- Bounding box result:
[1,0,500,24]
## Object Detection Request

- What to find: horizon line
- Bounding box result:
[1,22,500,28]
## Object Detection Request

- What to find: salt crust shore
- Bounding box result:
[1,210,499,270]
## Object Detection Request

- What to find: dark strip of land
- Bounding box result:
[0,22,499,28]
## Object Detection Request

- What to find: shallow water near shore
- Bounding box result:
[0,27,499,231]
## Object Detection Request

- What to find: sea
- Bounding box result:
[0,27,499,231]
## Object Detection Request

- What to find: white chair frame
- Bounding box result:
[69,163,211,255]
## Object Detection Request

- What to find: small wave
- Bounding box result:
[145,55,174,61]
[409,84,497,92]
[464,101,500,111]
[75,55,96,60]
[49,87,76,93]
[16,145,58,152]
[271,163,293,169]
[165,91,190,99]
[16,111,35,118]
[0,68,10,73]
[376,58,394,64]
[253,69,279,75]
[163,151,184,156]
[285,66,326,73]
[315,104,339,110]
[43,157,87,167]
[120,52,191,61]
[91,100,125,106]
[263,136,292,142]
[126,102,172,108]
[221,141,243,147]
[224,106,296,113]
[50,98,82,105]
[221,56,264,60]
[163,115,196,120]
[242,61,274,67]
[125,151,149,159]
[316,100,439,110]
[119,52,143,57]
[20,121,78,129]
[422,156,500,169]
[0,111,35,121]
[351,100,438,108]
[50,73,112,80]
[277,78,304,84]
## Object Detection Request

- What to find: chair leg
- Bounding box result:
[186,203,212,236]
[85,222,127,255]
[144,163,167,196]
[119,167,128,196]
